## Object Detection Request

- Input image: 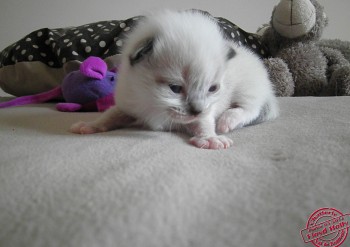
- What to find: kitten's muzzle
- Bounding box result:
[168,107,198,124]
[188,101,205,116]
[188,104,202,116]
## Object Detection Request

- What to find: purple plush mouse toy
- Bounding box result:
[0,56,117,112]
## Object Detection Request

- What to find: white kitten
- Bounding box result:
[70,10,279,150]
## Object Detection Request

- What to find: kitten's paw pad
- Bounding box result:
[189,136,233,150]
[217,110,242,134]
[70,121,106,134]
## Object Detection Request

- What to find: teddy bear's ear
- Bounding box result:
[323,12,329,26]
[63,60,81,75]
[256,24,271,36]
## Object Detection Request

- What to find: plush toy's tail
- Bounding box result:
[0,87,62,108]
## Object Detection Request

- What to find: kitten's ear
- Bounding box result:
[130,37,154,66]
[226,47,236,60]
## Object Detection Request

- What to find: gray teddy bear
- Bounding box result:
[260,0,350,96]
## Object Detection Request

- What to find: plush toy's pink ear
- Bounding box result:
[80,56,107,80]
[0,87,62,108]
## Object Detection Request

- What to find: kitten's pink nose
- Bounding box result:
[189,104,202,116]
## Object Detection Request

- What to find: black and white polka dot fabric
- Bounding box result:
[0,10,269,96]
[216,17,268,57]
[0,16,141,69]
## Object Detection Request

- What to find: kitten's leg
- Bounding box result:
[216,107,250,134]
[187,116,233,150]
[70,106,135,134]
[217,99,278,133]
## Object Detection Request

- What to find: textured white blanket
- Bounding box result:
[0,95,349,247]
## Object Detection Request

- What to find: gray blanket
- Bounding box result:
[0,95,349,247]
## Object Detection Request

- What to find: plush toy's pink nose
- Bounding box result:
[80,56,107,80]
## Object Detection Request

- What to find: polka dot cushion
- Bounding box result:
[0,11,269,96]
[0,17,139,69]
[216,17,268,57]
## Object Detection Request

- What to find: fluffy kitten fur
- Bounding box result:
[71,10,279,149]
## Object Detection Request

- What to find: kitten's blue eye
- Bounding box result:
[169,84,183,94]
[209,84,218,93]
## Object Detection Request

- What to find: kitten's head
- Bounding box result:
[116,10,235,129]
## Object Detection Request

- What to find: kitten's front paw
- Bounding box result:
[217,109,243,134]
[189,135,233,150]
[70,121,107,134]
